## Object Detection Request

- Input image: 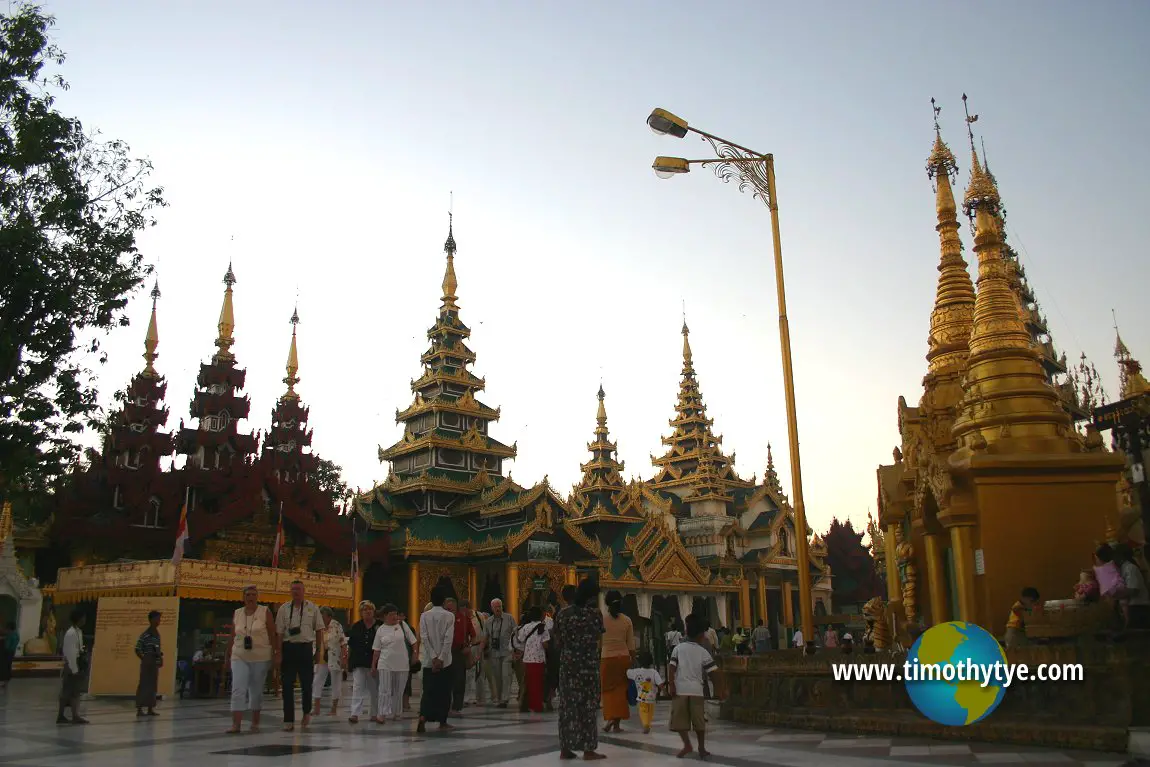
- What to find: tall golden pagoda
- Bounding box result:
[877,98,1124,632]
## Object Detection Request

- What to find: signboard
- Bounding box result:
[56,560,354,608]
[527,540,560,562]
[974,549,986,576]
[532,577,549,591]
[89,596,179,698]
[1093,396,1150,430]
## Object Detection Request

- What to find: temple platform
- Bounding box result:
[0,677,1130,766]
[721,642,1150,755]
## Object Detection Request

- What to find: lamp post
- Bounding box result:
[647,107,815,650]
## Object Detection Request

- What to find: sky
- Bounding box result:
[33,0,1150,537]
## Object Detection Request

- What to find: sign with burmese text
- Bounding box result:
[89,596,179,698]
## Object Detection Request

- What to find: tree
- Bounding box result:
[0,4,166,501]
[824,517,885,609]
[313,457,349,501]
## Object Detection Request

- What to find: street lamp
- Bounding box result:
[646,106,816,651]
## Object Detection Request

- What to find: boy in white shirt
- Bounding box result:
[625,650,663,734]
[668,614,722,759]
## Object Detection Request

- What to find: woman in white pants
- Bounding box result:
[372,603,416,722]
[225,585,279,734]
[311,607,347,715]
[346,601,381,724]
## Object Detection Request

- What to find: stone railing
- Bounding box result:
[720,643,1150,752]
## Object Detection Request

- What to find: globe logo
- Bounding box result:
[904,621,1009,726]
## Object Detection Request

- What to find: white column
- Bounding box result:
[677,594,693,622]
[715,594,730,630]
[635,593,653,619]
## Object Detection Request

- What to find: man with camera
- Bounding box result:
[275,580,325,731]
[483,598,517,708]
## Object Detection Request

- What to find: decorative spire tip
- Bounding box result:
[290,305,300,326]
[224,260,236,287]
[150,279,161,302]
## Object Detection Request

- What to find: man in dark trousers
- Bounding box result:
[275,580,324,731]
[448,598,475,716]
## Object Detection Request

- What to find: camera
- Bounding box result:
[288,627,301,637]
[243,636,253,651]
[489,638,500,651]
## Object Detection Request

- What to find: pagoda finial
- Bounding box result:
[441,206,459,312]
[142,279,161,378]
[282,306,301,401]
[767,442,774,470]
[214,261,237,363]
[681,315,693,365]
[1114,310,1131,360]
[925,99,974,376]
[952,99,1070,452]
[596,382,607,427]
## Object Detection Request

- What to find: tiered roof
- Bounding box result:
[650,322,748,494]
[175,263,259,466]
[261,308,318,479]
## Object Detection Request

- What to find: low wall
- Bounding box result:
[721,642,1150,753]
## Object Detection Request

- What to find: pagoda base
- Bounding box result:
[720,642,1150,753]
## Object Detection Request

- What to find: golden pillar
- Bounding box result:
[781,581,794,626]
[352,571,363,622]
[738,576,752,628]
[566,566,578,586]
[506,562,520,622]
[407,561,421,633]
[884,524,901,604]
[922,534,948,625]
[756,574,768,626]
[949,526,977,623]
[467,566,478,606]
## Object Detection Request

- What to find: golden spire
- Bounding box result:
[213,262,237,363]
[1114,314,1150,399]
[925,98,975,376]
[282,306,301,401]
[596,382,608,432]
[441,210,459,312]
[682,318,693,365]
[952,96,1070,452]
[576,384,626,495]
[142,280,161,379]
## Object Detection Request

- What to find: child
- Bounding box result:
[626,650,663,734]
[1004,587,1040,648]
[669,614,722,759]
[1075,569,1100,603]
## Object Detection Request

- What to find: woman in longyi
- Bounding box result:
[599,590,635,733]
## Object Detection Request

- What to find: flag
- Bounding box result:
[350,516,360,582]
[272,501,284,568]
[171,489,189,565]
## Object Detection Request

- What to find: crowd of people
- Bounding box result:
[45,577,734,759]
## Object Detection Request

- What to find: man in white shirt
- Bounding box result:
[484,598,517,707]
[792,628,805,648]
[275,580,325,731]
[57,609,89,725]
[417,585,456,733]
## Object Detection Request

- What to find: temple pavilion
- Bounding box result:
[353,215,832,647]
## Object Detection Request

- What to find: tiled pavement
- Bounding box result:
[0,678,1132,766]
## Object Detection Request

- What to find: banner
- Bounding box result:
[55,562,175,603]
[89,596,179,698]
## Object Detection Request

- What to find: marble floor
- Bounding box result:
[0,678,1132,767]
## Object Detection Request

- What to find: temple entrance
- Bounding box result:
[520,574,557,616]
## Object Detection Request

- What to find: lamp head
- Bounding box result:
[652,156,690,179]
[647,108,688,138]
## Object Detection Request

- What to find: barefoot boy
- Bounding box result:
[668,614,722,759]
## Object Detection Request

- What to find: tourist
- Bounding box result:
[275,580,325,731]
[346,600,381,724]
[226,584,278,734]
[312,606,347,716]
[823,624,839,650]
[484,597,517,707]
[557,577,605,761]
[58,608,88,725]
[751,619,771,653]
[514,605,549,713]
[600,589,634,733]
[372,603,416,722]
[134,610,163,717]
[0,620,17,691]
[791,627,804,648]
[669,613,722,759]
[416,584,456,733]
[1115,545,1150,629]
[449,598,476,716]
[1004,587,1040,649]
[626,649,663,734]
[398,610,416,711]
[467,610,488,705]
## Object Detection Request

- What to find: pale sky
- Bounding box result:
[39,0,1150,536]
